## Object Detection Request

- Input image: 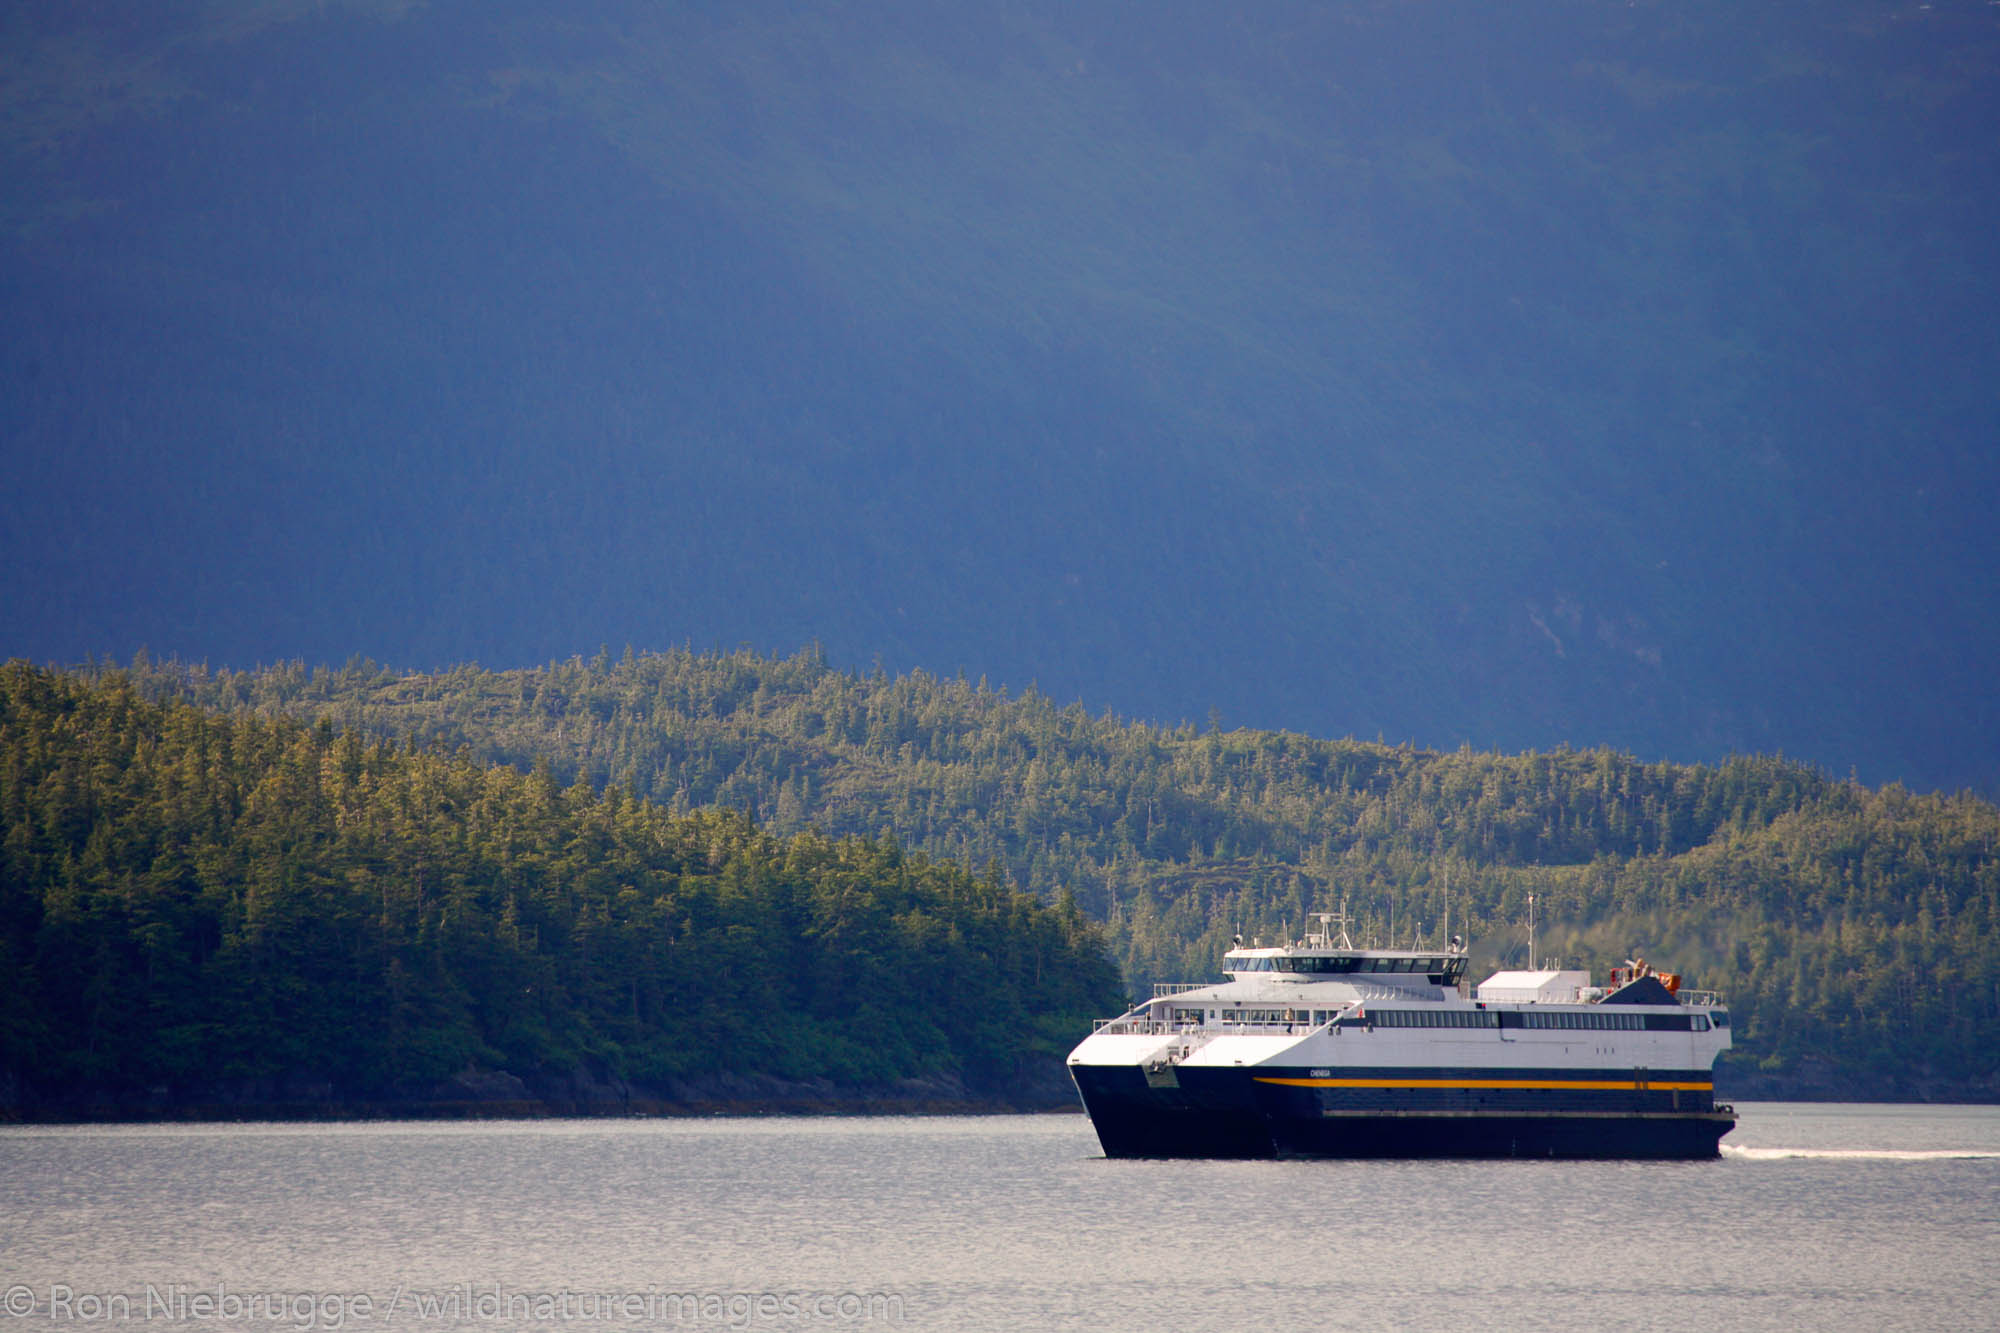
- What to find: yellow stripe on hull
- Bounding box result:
[1253,1077,1714,1092]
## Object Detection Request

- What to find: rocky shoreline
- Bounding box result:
[0,1064,1086,1123]
[7,1061,1995,1123]
[1714,1057,2000,1107]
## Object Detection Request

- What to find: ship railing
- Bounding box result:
[1091,1016,1326,1036]
[1152,983,1207,997]
[1676,989,1724,1008]
[1204,1021,1321,1035]
[1092,1018,1210,1035]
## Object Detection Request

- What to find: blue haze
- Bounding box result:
[3,1,1997,790]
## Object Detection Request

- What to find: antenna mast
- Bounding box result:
[1310,903,1355,950]
[1527,893,1537,971]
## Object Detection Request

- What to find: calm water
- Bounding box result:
[3,1104,1998,1332]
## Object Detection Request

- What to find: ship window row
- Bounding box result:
[1234,955,1461,976]
[1363,1009,1500,1029]
[1517,1011,1645,1031]
[1164,1007,1674,1030]
[1343,1008,1694,1032]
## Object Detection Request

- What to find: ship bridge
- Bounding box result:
[1223,948,1468,988]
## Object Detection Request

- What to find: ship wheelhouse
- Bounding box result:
[1223,948,1468,986]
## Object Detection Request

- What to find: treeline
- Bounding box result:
[0,662,1121,1114]
[100,647,2000,1099]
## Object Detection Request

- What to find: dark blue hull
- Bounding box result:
[1071,1064,1735,1160]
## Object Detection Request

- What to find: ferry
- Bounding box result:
[1067,913,1734,1159]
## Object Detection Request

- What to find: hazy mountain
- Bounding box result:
[5,0,1997,790]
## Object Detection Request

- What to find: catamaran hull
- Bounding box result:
[1070,1064,1735,1160]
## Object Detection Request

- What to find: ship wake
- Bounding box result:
[1723,1145,2000,1162]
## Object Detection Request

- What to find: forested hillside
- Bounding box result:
[109,649,2000,1101]
[0,663,1121,1117]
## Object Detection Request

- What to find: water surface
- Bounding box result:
[4,1104,1996,1331]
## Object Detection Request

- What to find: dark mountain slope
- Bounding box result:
[4,1,1998,789]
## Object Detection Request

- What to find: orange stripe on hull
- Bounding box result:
[1252,1077,1714,1092]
